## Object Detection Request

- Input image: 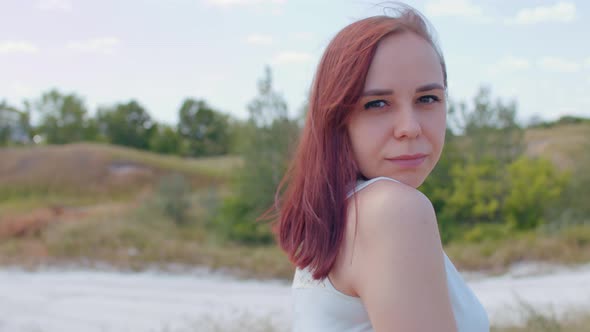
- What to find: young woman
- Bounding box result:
[268,4,489,332]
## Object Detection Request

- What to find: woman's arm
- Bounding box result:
[350,180,457,332]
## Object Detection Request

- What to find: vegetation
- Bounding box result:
[214,67,299,244]
[0,71,589,279]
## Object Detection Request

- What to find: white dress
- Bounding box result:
[292,177,490,332]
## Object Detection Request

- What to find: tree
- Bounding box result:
[247,66,288,127]
[426,87,527,240]
[149,123,180,155]
[177,98,230,157]
[0,101,31,145]
[504,156,569,229]
[448,86,524,166]
[30,89,94,144]
[215,66,300,244]
[97,100,155,150]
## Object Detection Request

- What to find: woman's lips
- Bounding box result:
[386,154,427,168]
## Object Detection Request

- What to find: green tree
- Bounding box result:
[226,117,251,154]
[149,123,180,155]
[30,89,95,144]
[547,140,590,227]
[156,173,192,225]
[431,87,526,240]
[177,98,230,157]
[442,158,505,226]
[215,66,300,244]
[97,100,155,150]
[419,128,463,242]
[0,101,31,145]
[504,156,569,230]
[449,86,524,166]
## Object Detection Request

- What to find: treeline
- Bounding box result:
[0,90,234,158]
[1,68,589,246]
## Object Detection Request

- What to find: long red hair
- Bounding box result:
[266,6,447,279]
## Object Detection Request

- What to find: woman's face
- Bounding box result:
[346,31,447,188]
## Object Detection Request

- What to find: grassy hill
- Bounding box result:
[0,142,241,213]
[0,143,293,279]
[0,123,588,278]
[524,123,590,170]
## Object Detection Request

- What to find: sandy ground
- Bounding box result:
[1,261,590,332]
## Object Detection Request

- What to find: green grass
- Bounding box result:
[1,136,590,279]
[445,223,590,274]
[0,188,293,279]
[0,142,241,213]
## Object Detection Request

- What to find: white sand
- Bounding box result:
[1,261,589,332]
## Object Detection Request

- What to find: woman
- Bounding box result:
[268,4,489,332]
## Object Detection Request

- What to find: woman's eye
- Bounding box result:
[363,100,389,110]
[418,95,440,104]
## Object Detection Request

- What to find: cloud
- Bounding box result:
[491,56,531,72]
[538,57,581,73]
[424,0,491,22]
[272,51,313,65]
[585,57,590,69]
[0,41,39,54]
[205,0,285,6]
[66,38,120,55]
[245,34,273,46]
[506,1,576,25]
[36,0,72,12]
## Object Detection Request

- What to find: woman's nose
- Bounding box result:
[393,105,421,139]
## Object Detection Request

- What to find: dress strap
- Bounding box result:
[346,176,401,199]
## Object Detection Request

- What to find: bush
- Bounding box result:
[155,173,191,225]
[504,157,569,230]
[462,222,514,243]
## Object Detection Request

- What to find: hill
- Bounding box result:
[0,124,588,278]
[0,142,241,213]
[524,123,590,170]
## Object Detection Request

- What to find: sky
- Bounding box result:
[1,0,590,126]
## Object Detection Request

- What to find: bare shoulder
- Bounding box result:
[350,179,436,234]
[348,179,457,331]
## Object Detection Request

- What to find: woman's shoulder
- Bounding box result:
[347,176,441,269]
[346,177,452,331]
[349,177,435,225]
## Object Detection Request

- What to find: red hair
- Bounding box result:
[266,6,447,279]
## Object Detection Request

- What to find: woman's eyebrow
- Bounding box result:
[362,83,444,97]
[416,83,444,92]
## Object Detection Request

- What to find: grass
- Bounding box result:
[1,136,589,279]
[0,142,240,213]
[524,123,590,170]
[0,143,289,279]
[2,186,588,279]
[445,223,590,274]
[0,187,293,280]
[491,303,590,332]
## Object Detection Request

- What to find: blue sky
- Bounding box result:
[1,0,589,125]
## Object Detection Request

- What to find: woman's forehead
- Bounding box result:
[363,32,444,91]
